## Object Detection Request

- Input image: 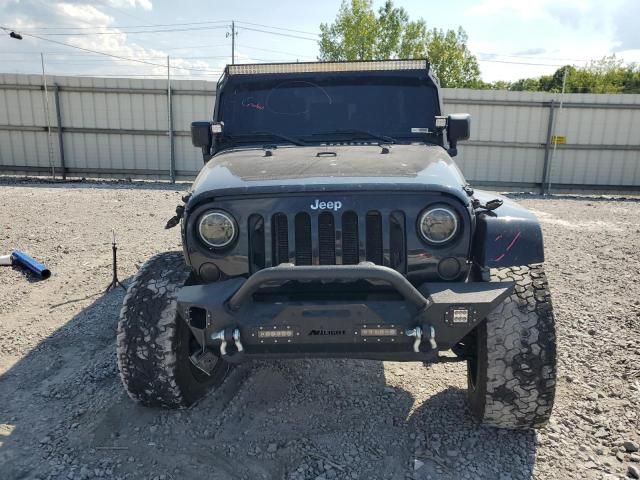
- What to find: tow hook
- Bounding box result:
[405,326,422,353]
[211,327,245,362]
[405,325,437,352]
[232,328,244,354]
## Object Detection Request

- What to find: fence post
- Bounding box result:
[53,84,66,180]
[40,53,56,179]
[167,56,175,183]
[540,99,556,194]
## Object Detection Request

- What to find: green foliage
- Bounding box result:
[318,0,481,88]
[319,0,379,61]
[483,55,640,94]
[319,2,639,93]
[425,27,482,89]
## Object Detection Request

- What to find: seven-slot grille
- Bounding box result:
[247,210,407,273]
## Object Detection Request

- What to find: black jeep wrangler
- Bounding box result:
[117,60,556,429]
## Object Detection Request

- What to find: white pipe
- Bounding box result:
[0,255,12,266]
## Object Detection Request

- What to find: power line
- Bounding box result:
[167,55,230,60]
[1,26,167,67]
[0,44,231,55]
[25,55,302,65]
[1,26,224,73]
[16,20,232,31]
[477,52,591,65]
[42,55,231,64]
[236,26,318,42]
[235,21,318,37]
[235,43,314,59]
[0,29,585,70]
[0,47,600,65]
[19,19,315,36]
[478,57,566,67]
[162,43,230,51]
[12,25,230,36]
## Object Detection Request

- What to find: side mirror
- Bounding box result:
[446,113,471,157]
[191,121,212,150]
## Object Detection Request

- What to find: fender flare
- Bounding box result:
[472,192,544,268]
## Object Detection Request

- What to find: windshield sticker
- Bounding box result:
[411,127,430,133]
[241,97,265,110]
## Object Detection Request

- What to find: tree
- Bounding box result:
[622,64,640,93]
[425,27,481,88]
[507,78,540,91]
[318,0,481,88]
[318,0,379,61]
[503,55,640,94]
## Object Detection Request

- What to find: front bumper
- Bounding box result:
[177,263,513,363]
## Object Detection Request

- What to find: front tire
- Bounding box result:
[116,252,228,408]
[467,265,556,429]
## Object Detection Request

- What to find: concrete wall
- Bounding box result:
[1,73,639,192]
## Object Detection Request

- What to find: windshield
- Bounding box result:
[217,74,440,144]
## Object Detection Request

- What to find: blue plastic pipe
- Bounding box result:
[10,250,51,279]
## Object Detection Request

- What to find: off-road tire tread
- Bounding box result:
[469,264,556,429]
[116,251,220,408]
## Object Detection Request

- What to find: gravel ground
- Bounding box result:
[0,180,639,480]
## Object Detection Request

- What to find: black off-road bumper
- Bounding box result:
[177,263,513,363]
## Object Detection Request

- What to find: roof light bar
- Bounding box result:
[227,59,428,75]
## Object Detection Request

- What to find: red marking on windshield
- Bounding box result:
[242,98,265,110]
[244,102,264,110]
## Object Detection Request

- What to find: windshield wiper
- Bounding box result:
[311,129,396,144]
[226,131,307,146]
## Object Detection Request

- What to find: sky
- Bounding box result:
[0,0,639,83]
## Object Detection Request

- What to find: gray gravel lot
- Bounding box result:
[0,181,639,480]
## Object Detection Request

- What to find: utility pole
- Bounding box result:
[227,21,237,64]
[167,55,175,183]
[232,21,235,64]
[40,53,55,179]
[546,67,568,195]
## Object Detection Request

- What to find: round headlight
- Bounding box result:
[198,210,237,248]
[419,207,458,244]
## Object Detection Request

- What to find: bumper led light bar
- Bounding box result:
[227,59,428,76]
[257,329,294,339]
[360,328,398,337]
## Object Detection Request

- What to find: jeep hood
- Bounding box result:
[189,144,469,205]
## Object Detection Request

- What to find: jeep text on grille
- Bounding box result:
[310,200,343,211]
[117,60,557,430]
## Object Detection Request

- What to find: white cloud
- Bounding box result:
[109,0,153,10]
[0,0,224,79]
[56,3,114,25]
[612,0,640,50]
[465,0,591,20]
[463,0,640,81]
